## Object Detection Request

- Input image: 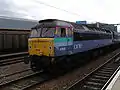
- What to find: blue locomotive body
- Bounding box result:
[54,23,118,56]
[27,19,120,71]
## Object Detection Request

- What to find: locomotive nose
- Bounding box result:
[28,38,54,57]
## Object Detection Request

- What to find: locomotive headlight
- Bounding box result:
[40,52,43,55]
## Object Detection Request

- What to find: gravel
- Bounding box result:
[0,62,30,76]
[0,62,34,86]
[28,49,120,90]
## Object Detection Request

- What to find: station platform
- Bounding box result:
[106,66,120,90]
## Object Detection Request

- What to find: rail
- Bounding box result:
[0,52,28,66]
[0,70,47,90]
[0,52,28,59]
[66,51,120,90]
[101,66,120,90]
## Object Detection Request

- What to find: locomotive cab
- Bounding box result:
[26,19,74,71]
[28,26,73,57]
[54,27,73,56]
[28,27,55,57]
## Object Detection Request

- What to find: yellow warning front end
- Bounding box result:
[28,38,54,57]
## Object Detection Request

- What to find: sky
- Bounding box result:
[0,0,120,30]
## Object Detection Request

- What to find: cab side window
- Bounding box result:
[57,28,61,37]
[57,28,66,37]
[67,28,72,37]
[61,28,66,37]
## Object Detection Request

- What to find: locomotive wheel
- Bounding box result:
[99,49,103,55]
[54,56,70,71]
[31,60,37,72]
[30,56,42,72]
[92,50,99,58]
[63,56,71,70]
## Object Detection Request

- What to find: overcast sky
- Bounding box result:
[0,0,120,24]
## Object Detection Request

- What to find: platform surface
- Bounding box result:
[106,67,120,90]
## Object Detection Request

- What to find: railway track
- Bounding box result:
[1,50,120,90]
[66,51,120,90]
[0,70,49,90]
[0,68,32,85]
[0,52,28,66]
[0,52,50,90]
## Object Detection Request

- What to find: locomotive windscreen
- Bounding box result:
[30,27,55,38]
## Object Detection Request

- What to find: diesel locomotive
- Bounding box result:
[25,19,120,71]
